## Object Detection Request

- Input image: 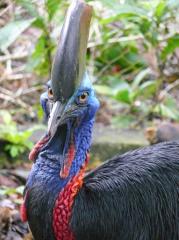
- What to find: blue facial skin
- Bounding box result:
[40,81,52,121]
[26,73,100,195]
[40,92,49,121]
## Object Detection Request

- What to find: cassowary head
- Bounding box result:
[38,0,99,178]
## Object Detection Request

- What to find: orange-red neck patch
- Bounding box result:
[53,153,89,240]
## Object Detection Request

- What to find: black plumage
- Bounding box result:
[71,141,179,240]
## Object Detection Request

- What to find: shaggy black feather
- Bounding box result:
[70,141,179,240]
[25,183,56,240]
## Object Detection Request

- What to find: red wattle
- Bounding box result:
[29,135,50,161]
[53,154,89,240]
[20,203,27,222]
[20,192,28,222]
[60,144,76,179]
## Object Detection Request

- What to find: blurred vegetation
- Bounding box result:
[0,0,179,160]
[0,110,45,166]
[0,110,33,158]
[91,0,179,123]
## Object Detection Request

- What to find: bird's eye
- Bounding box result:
[48,88,53,99]
[79,92,89,104]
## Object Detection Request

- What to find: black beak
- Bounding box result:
[51,0,92,102]
[48,0,92,136]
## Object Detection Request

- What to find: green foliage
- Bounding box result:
[0,186,24,196]
[92,0,179,121]
[0,19,35,51]
[27,34,54,76]
[161,34,179,60]
[100,4,148,23]
[15,0,39,17]
[46,0,62,20]
[115,69,157,104]
[13,0,65,76]
[154,96,179,120]
[1,0,179,125]
[95,68,157,105]
[0,110,42,158]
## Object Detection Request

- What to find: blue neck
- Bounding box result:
[27,119,94,193]
[71,119,93,174]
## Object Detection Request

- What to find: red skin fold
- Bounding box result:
[29,135,50,161]
[53,153,89,240]
[60,144,76,179]
[20,192,28,222]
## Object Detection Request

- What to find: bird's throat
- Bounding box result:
[24,120,94,239]
[53,153,89,240]
[60,143,76,179]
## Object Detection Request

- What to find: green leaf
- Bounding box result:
[0,186,24,196]
[113,80,131,93]
[115,89,131,104]
[0,18,36,51]
[139,19,152,35]
[46,0,61,20]
[154,103,179,120]
[129,80,156,102]
[111,80,131,104]
[0,110,12,125]
[33,18,46,30]
[0,187,16,195]
[161,34,179,60]
[16,186,25,195]
[7,145,19,158]
[139,80,157,97]
[15,0,39,17]
[27,34,54,76]
[0,111,43,157]
[154,0,167,20]
[101,4,148,24]
[93,85,113,96]
[132,68,151,89]
[162,95,179,120]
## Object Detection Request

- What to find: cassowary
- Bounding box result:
[21,0,179,239]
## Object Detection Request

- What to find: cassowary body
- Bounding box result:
[23,1,179,239]
[72,143,179,240]
[25,139,179,240]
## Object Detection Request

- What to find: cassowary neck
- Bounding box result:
[41,118,94,180]
[24,119,94,240]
